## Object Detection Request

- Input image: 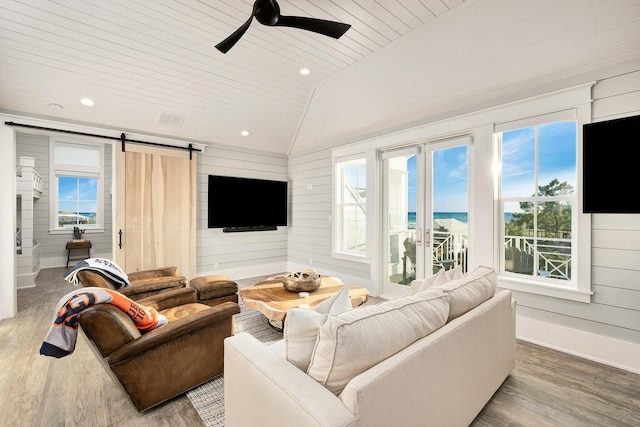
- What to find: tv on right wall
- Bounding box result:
[582,114,640,213]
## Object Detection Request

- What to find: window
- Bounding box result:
[496,109,590,302]
[50,139,104,232]
[334,157,367,257]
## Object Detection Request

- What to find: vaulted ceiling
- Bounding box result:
[0,0,467,154]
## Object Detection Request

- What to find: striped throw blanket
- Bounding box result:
[64,258,131,288]
[40,287,167,358]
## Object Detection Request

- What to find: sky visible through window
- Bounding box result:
[404,121,575,217]
[58,176,98,224]
[502,122,576,199]
[407,145,469,214]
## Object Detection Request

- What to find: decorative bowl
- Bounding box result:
[282,269,321,292]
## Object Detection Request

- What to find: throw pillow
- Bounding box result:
[314,285,352,315]
[284,287,351,371]
[307,288,450,396]
[447,264,464,280]
[434,265,497,321]
[414,268,451,293]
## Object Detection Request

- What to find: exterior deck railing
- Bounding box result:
[402,229,469,274]
[505,236,571,280]
[395,230,571,282]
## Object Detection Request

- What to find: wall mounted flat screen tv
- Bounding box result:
[208,175,288,231]
[583,114,640,213]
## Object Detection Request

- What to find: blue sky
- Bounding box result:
[408,145,469,212]
[58,176,97,213]
[501,122,576,198]
[406,121,576,212]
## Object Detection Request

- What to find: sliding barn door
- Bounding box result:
[115,144,196,279]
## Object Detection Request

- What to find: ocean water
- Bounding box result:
[408,212,468,228]
[408,212,514,228]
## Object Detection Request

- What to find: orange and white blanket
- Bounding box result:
[40,287,168,358]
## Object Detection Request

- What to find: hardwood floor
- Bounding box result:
[1,267,638,426]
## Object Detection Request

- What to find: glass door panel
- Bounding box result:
[381,140,469,297]
[430,144,469,275]
[382,148,421,289]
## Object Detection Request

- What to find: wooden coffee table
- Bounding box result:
[239,275,369,330]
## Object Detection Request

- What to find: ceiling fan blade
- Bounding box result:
[274,15,351,39]
[215,16,254,53]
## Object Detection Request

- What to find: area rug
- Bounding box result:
[186,302,282,427]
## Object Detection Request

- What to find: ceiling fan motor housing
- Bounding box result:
[254,0,280,26]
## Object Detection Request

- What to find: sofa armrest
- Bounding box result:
[339,290,516,427]
[127,266,178,282]
[107,302,240,364]
[137,287,197,310]
[224,333,356,427]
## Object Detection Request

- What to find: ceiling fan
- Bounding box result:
[216,0,351,54]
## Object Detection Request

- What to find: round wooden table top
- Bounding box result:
[239,275,369,322]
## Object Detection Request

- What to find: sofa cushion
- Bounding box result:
[307,288,450,395]
[434,265,497,321]
[284,287,351,371]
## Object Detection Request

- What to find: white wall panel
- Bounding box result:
[196,143,289,278]
[286,148,371,282]
[16,133,113,267]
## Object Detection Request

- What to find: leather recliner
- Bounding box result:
[76,266,187,301]
[77,290,240,411]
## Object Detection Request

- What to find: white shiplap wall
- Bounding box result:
[15,133,113,268]
[287,150,371,287]
[196,144,289,279]
[513,71,640,359]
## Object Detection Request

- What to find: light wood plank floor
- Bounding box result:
[1,267,638,426]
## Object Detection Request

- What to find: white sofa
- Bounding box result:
[224,268,516,427]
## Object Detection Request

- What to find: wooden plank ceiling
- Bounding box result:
[0,0,466,154]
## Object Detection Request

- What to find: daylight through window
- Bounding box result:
[335,158,367,256]
[498,121,577,282]
[50,140,104,231]
[57,176,98,227]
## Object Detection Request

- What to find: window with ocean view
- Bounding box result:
[498,120,576,282]
[50,139,104,231]
[331,85,590,301]
[57,176,98,227]
[335,157,367,257]
[383,141,469,289]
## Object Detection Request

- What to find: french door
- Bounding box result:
[382,138,470,295]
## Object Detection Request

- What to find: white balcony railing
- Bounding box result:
[505,236,571,280]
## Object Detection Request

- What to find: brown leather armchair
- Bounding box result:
[77,290,240,411]
[76,266,187,301]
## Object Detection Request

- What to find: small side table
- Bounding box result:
[66,240,92,268]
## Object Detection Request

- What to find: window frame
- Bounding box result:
[495,107,592,303]
[49,138,105,234]
[332,153,370,263]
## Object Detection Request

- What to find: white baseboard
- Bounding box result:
[16,272,36,289]
[516,314,640,374]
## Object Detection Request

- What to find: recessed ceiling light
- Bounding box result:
[80,98,94,106]
[299,68,311,75]
[241,130,250,136]
[48,103,64,111]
